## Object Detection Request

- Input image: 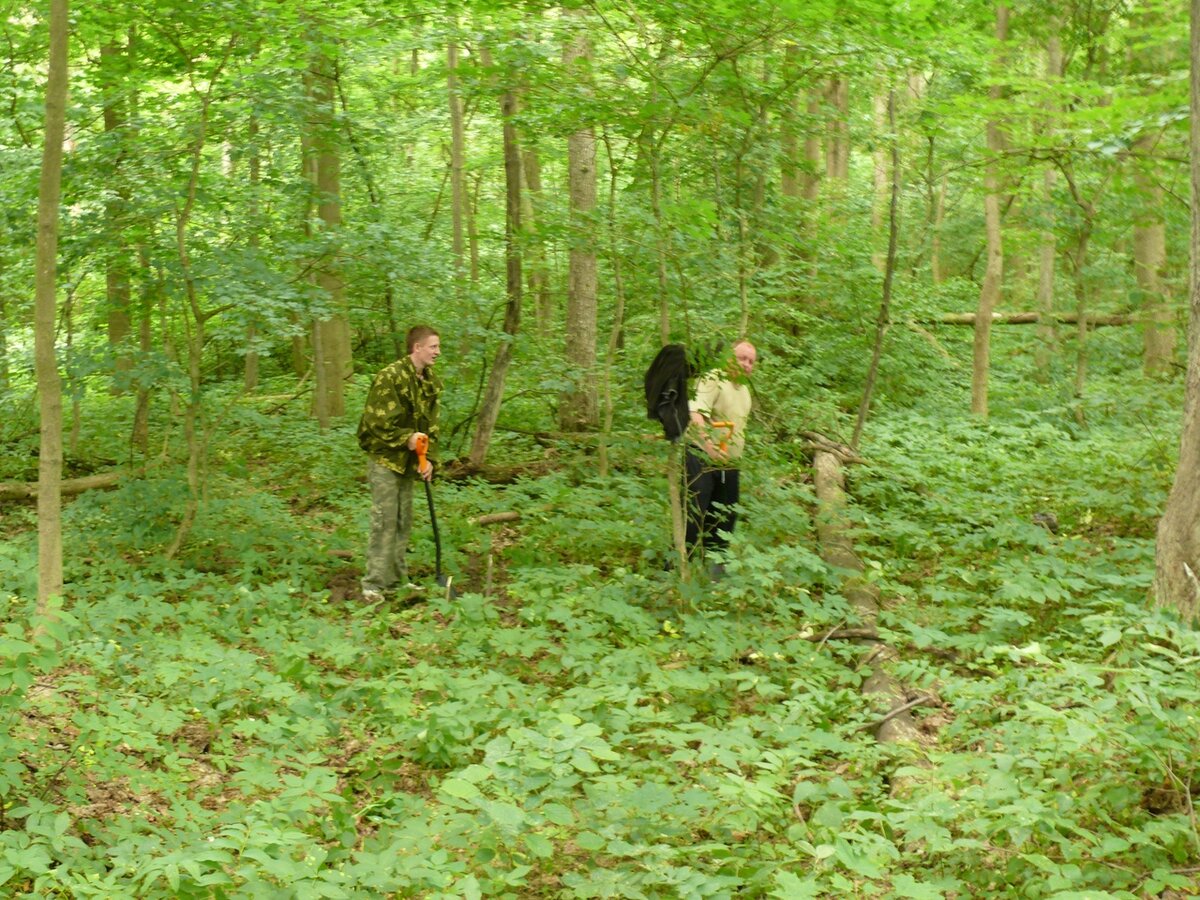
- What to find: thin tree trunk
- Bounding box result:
[34,0,69,613]
[523,145,551,329]
[245,114,261,392]
[825,76,849,180]
[165,93,213,562]
[1035,28,1062,381]
[469,83,522,467]
[560,9,598,431]
[1071,228,1093,426]
[870,91,888,272]
[971,5,1008,418]
[448,39,467,289]
[309,47,349,425]
[598,128,626,479]
[0,295,8,392]
[650,141,670,345]
[101,39,132,390]
[1134,133,1177,376]
[780,45,801,202]
[803,92,822,202]
[928,135,945,284]
[853,92,899,448]
[1153,0,1200,622]
[468,171,481,284]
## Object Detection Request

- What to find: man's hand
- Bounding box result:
[407,431,427,451]
[419,460,434,481]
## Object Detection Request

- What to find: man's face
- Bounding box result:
[412,335,441,369]
[733,342,757,377]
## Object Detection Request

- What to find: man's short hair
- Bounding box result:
[406,325,439,353]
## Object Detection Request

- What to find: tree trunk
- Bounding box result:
[469,83,522,467]
[34,0,69,613]
[448,39,467,288]
[927,136,945,284]
[309,46,349,425]
[971,4,1008,418]
[598,129,626,479]
[1152,0,1200,622]
[245,114,261,392]
[780,45,801,203]
[1134,134,1177,377]
[853,91,899,448]
[101,39,132,390]
[523,144,551,329]
[560,10,598,432]
[803,92,822,201]
[1035,27,1062,381]
[870,90,888,272]
[650,141,671,345]
[0,295,9,392]
[825,76,850,180]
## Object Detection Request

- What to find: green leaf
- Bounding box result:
[524,832,554,858]
[540,803,575,826]
[439,778,481,800]
[576,832,605,852]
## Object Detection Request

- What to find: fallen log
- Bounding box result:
[813,450,922,746]
[0,471,121,501]
[473,511,521,527]
[924,311,1132,326]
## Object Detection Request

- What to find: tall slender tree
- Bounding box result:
[34,0,69,613]
[971,4,1008,417]
[560,8,598,431]
[1152,0,1200,623]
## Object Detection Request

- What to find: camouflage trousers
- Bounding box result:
[363,458,415,593]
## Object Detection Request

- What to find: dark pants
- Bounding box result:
[685,450,740,556]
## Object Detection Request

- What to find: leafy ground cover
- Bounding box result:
[1,352,1198,897]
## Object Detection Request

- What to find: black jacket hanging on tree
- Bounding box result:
[644,343,694,442]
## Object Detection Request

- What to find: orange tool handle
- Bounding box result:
[710,421,735,453]
[413,433,430,475]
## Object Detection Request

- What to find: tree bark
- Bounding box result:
[825,76,850,180]
[931,311,1130,326]
[853,91,899,449]
[1134,134,1177,377]
[244,113,261,392]
[448,39,467,288]
[971,4,1008,418]
[101,39,132,390]
[870,90,888,272]
[469,82,522,467]
[597,129,627,479]
[523,144,551,329]
[34,0,69,613]
[309,46,350,425]
[560,11,599,431]
[1152,0,1200,623]
[1034,27,1062,382]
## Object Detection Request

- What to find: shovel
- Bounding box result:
[414,434,454,597]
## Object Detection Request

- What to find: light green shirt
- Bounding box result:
[689,369,752,461]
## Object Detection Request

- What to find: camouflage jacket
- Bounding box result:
[357,357,442,477]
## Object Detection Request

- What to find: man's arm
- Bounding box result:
[689,374,725,459]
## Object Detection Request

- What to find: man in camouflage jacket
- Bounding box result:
[357,325,442,600]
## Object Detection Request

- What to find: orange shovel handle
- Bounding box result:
[414,433,430,474]
[710,421,734,453]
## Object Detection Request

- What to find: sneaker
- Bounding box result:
[362,589,385,603]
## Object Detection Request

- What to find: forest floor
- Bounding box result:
[1,368,1198,898]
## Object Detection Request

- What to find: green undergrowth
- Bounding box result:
[1,369,1198,897]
